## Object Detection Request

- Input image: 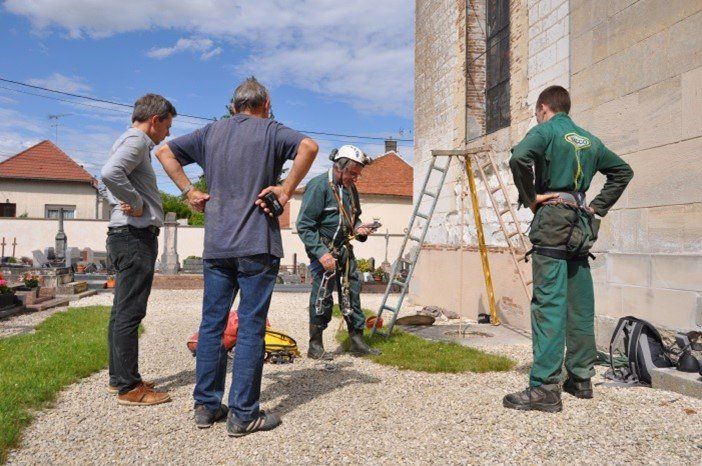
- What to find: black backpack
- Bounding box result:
[606,316,674,386]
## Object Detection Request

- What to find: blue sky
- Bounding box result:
[0,1,414,193]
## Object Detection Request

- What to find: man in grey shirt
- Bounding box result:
[156,77,318,436]
[101,94,176,406]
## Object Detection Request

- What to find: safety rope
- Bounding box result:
[327,180,360,318]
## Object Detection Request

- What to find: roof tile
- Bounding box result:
[355,151,413,197]
[0,140,96,184]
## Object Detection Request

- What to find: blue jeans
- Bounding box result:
[194,254,280,421]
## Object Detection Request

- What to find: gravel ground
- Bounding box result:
[6,290,702,465]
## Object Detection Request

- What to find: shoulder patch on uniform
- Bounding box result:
[564,132,591,149]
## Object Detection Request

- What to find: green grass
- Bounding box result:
[331,304,375,319]
[0,306,112,463]
[334,307,515,374]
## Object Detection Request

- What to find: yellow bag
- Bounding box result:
[264,328,301,364]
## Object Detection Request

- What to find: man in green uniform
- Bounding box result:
[297,145,382,359]
[504,86,633,413]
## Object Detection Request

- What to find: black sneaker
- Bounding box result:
[227,410,282,437]
[563,377,593,399]
[194,404,229,429]
[503,385,562,413]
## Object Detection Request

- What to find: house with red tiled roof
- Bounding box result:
[281,142,413,263]
[0,140,108,219]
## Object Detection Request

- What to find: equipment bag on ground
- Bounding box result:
[606,316,673,386]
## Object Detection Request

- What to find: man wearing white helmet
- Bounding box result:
[296,145,382,359]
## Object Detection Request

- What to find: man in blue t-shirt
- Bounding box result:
[156,77,318,436]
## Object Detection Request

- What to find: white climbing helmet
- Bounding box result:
[330,145,371,165]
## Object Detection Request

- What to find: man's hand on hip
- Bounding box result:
[319,253,337,272]
[530,193,560,213]
[187,189,210,212]
[120,202,143,217]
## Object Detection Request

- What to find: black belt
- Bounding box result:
[528,246,594,261]
[108,225,160,236]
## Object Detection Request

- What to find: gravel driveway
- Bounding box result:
[6,290,702,465]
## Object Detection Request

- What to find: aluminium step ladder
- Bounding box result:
[369,153,453,337]
[471,150,532,301]
[370,148,532,337]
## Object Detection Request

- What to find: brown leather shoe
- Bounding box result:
[108,380,155,395]
[117,382,170,406]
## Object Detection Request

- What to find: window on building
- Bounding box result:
[45,205,76,219]
[0,203,16,218]
[486,0,510,133]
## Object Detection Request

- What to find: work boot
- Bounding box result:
[348,329,381,356]
[563,377,593,399]
[194,404,229,429]
[502,384,562,413]
[308,325,333,360]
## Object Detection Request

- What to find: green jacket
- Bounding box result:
[509,113,633,217]
[296,170,365,260]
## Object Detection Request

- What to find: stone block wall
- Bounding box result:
[413,0,702,333]
[570,0,702,331]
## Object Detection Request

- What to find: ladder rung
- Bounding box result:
[525,280,533,286]
[507,230,519,238]
[490,186,501,194]
[499,208,510,216]
[382,304,398,313]
[416,212,429,220]
[433,165,448,174]
[423,190,438,198]
[409,235,422,242]
[392,279,407,288]
[480,161,492,171]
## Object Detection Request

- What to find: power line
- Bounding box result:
[1,85,412,149]
[0,77,414,142]
[0,85,205,127]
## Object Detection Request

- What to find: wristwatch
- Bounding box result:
[181,183,194,199]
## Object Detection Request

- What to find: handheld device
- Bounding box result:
[359,220,382,233]
[262,192,284,217]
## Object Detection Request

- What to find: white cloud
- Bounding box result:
[0,95,18,105]
[26,72,92,93]
[201,46,222,61]
[147,37,218,60]
[5,0,414,116]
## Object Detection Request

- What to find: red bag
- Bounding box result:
[186,311,270,354]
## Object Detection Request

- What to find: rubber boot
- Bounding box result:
[502,384,562,413]
[348,329,381,356]
[307,325,333,360]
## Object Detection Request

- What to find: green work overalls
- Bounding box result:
[296,169,367,332]
[510,113,634,386]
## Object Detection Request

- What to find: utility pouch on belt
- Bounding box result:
[528,192,600,260]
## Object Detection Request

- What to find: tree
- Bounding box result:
[160,175,207,226]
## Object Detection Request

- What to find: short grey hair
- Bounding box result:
[232,77,269,113]
[131,94,177,123]
[334,158,362,171]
